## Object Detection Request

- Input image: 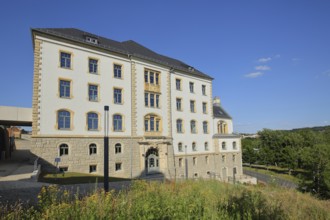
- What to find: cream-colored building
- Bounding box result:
[31,28,242,181]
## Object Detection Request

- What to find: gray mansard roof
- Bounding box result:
[213,105,232,119]
[32,28,213,80]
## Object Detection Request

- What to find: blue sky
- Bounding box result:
[1,0,329,133]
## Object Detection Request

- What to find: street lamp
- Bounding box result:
[104,106,109,192]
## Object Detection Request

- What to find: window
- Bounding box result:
[190,120,196,133]
[144,114,161,132]
[115,143,122,154]
[89,84,98,101]
[60,52,71,68]
[58,110,71,129]
[193,157,197,166]
[150,94,155,107]
[89,165,97,173]
[189,82,194,93]
[176,98,182,111]
[156,73,159,85]
[115,163,122,171]
[114,64,122,78]
[233,141,237,150]
[177,119,183,133]
[222,142,226,150]
[59,80,71,98]
[205,142,209,151]
[145,92,160,108]
[205,156,209,164]
[190,100,195,113]
[192,142,196,151]
[156,95,160,108]
[179,158,183,167]
[233,155,236,162]
[144,71,148,83]
[145,69,160,85]
[218,121,228,134]
[202,85,206,95]
[150,72,154,84]
[89,58,98,74]
[203,121,208,134]
[178,143,183,152]
[87,112,98,130]
[202,102,207,114]
[222,155,226,162]
[176,79,181,90]
[114,88,122,104]
[89,143,97,155]
[59,144,69,156]
[86,36,98,44]
[113,114,123,131]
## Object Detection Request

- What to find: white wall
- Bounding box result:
[171,71,213,155]
[38,36,132,136]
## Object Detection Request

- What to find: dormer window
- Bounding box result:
[86,36,98,44]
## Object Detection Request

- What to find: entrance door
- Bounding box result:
[146,147,159,174]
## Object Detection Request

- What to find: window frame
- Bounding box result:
[190,120,197,134]
[202,85,206,96]
[88,57,99,74]
[57,109,72,130]
[59,78,72,99]
[175,78,182,90]
[89,143,97,155]
[59,51,72,69]
[202,102,207,114]
[113,88,123,104]
[87,112,99,131]
[190,100,195,113]
[88,84,99,102]
[176,98,182,111]
[115,162,122,171]
[203,121,208,134]
[113,63,123,79]
[176,119,183,133]
[59,143,69,156]
[189,82,194,93]
[115,143,122,154]
[113,114,123,132]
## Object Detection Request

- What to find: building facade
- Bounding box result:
[31,28,242,181]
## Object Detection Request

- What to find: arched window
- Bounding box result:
[190,120,196,133]
[178,142,183,152]
[203,121,208,134]
[58,110,71,129]
[217,121,227,134]
[87,112,98,130]
[144,114,161,132]
[204,142,209,151]
[113,114,123,131]
[192,142,196,151]
[89,143,97,155]
[176,119,183,133]
[233,141,237,150]
[59,144,69,156]
[222,141,226,150]
[115,143,122,154]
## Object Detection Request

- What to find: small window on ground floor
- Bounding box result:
[89,165,97,173]
[115,163,122,171]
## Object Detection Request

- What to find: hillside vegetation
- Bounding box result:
[242,127,330,199]
[1,180,329,220]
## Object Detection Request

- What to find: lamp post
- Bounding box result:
[104,106,109,192]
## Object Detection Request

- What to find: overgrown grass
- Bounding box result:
[38,172,129,185]
[1,180,329,219]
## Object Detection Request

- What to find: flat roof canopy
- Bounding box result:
[0,106,32,126]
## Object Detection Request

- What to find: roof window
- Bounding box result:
[86,36,98,44]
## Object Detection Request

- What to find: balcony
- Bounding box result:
[144,83,160,93]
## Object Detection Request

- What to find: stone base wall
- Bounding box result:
[174,152,243,181]
[31,137,142,178]
[31,137,242,181]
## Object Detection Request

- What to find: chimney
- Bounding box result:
[213,97,221,106]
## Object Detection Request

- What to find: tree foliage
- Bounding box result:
[242,127,330,199]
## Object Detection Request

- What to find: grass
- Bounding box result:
[38,172,129,185]
[243,166,301,184]
[1,180,329,219]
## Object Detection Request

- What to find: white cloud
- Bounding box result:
[255,65,271,71]
[244,72,264,78]
[258,57,272,63]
